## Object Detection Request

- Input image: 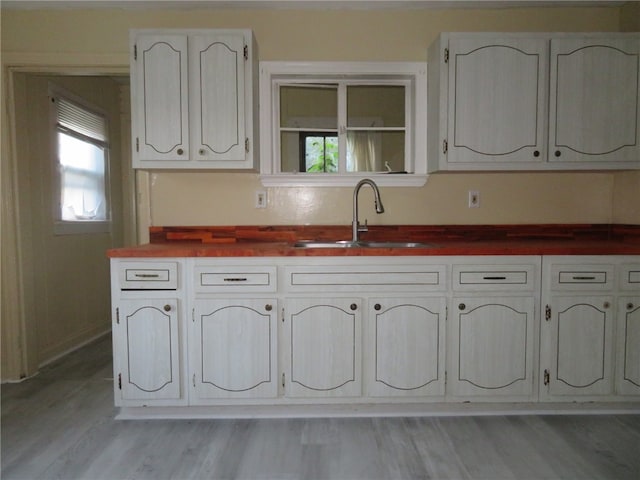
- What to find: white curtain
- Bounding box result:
[347,132,381,172]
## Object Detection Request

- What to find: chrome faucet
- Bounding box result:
[352,178,385,242]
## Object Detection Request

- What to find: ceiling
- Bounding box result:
[1,0,630,10]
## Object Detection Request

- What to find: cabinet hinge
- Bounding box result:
[282,307,285,323]
[443,139,448,155]
[192,308,195,323]
[193,374,196,388]
[444,47,449,64]
[116,307,120,324]
[134,44,137,61]
[282,372,285,388]
[444,370,447,384]
[543,369,550,386]
[136,137,140,153]
[118,373,122,390]
[245,137,250,153]
[545,305,551,321]
[244,45,248,60]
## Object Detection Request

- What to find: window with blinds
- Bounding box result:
[49,84,110,233]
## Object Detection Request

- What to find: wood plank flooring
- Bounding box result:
[2,334,640,480]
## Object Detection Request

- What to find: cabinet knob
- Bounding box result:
[533,150,540,157]
[627,303,634,310]
[374,303,382,311]
[603,301,610,309]
[199,148,206,156]
[163,304,171,312]
[350,303,358,311]
[458,303,466,311]
[176,148,184,156]
[265,304,273,312]
[554,150,561,157]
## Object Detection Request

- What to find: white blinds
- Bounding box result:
[56,97,107,144]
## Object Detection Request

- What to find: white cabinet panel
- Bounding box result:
[132,34,189,162]
[447,36,547,165]
[191,299,277,399]
[616,297,640,395]
[368,297,445,397]
[450,296,535,397]
[546,296,614,396]
[190,33,246,163]
[285,297,361,397]
[115,299,181,401]
[549,38,640,164]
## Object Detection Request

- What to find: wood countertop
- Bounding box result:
[107,224,640,258]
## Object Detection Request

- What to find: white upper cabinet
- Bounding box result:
[131,29,257,170]
[549,38,640,165]
[428,33,640,172]
[446,36,547,166]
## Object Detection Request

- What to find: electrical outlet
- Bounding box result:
[255,190,267,209]
[468,190,480,208]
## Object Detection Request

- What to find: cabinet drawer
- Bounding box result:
[118,262,178,290]
[621,265,640,291]
[194,266,277,293]
[453,265,535,291]
[285,264,446,293]
[550,265,614,291]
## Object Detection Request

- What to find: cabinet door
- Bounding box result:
[189,33,246,163]
[616,297,640,395]
[447,37,547,165]
[191,299,277,399]
[132,34,189,163]
[450,296,535,397]
[368,297,446,397]
[285,298,362,398]
[114,299,181,401]
[546,296,614,396]
[549,38,640,164]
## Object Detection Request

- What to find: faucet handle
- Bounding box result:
[358,219,368,233]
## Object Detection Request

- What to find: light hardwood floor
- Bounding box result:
[2,334,640,480]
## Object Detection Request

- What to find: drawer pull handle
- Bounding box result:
[459,303,466,311]
[223,278,248,282]
[572,276,596,281]
[163,305,171,312]
[350,303,358,311]
[265,304,273,312]
[135,273,160,278]
[483,276,506,280]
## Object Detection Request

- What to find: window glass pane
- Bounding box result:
[58,131,107,221]
[347,85,405,128]
[346,131,405,173]
[305,135,338,172]
[280,85,337,129]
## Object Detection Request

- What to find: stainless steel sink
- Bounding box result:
[293,240,433,249]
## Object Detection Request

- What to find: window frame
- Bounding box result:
[49,83,112,235]
[259,61,428,187]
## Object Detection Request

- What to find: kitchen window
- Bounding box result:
[50,84,111,234]
[260,62,428,186]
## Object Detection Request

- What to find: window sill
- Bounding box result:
[259,173,428,187]
[54,221,111,236]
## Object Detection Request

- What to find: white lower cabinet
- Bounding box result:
[617,296,640,395]
[110,254,639,414]
[114,298,182,402]
[368,297,446,397]
[284,297,362,398]
[450,296,536,398]
[190,298,278,400]
[540,257,640,401]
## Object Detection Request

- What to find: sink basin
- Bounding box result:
[293,240,433,249]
